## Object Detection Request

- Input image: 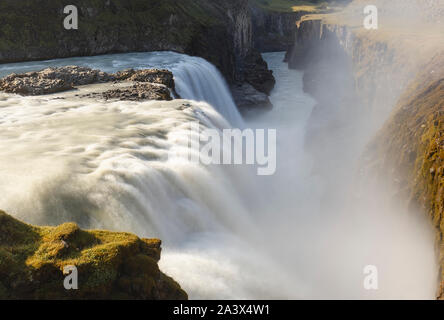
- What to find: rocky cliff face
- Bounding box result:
[0,66,177,100]
[0,0,277,111]
[0,0,273,95]
[365,53,444,299]
[287,0,444,298]
[0,210,187,299]
[250,5,308,52]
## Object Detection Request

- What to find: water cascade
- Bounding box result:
[0,52,436,299]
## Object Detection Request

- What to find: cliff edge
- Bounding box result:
[0,0,274,97]
[286,0,444,298]
[0,210,187,299]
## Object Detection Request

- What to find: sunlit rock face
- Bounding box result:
[0,210,187,300]
[0,66,175,99]
[285,0,444,298]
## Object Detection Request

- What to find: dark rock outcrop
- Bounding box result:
[0,0,272,94]
[0,0,278,110]
[286,19,324,70]
[241,50,276,95]
[0,210,187,300]
[231,82,272,111]
[250,5,308,53]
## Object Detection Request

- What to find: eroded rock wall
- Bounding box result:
[250,5,308,52]
[0,0,273,91]
[365,53,444,299]
[286,0,444,298]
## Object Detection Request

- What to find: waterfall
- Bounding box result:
[0,81,280,299]
[0,51,289,299]
[0,51,244,126]
[0,51,248,240]
[0,52,436,300]
[172,57,244,127]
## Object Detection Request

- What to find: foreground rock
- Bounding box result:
[0,210,187,300]
[0,66,176,101]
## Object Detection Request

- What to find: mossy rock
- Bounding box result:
[0,210,187,300]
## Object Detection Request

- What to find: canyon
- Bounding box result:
[0,0,443,300]
[0,0,274,110]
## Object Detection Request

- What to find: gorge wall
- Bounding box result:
[0,0,273,95]
[250,4,307,53]
[286,0,444,298]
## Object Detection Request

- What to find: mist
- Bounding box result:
[161,50,437,299]
[0,0,441,298]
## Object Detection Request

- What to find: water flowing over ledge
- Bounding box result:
[0,51,244,126]
[0,48,439,299]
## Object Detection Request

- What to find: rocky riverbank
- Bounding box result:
[0,66,177,101]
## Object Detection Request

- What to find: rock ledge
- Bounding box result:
[0,210,187,300]
[0,66,176,101]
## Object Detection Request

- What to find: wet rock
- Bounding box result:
[231,83,272,111]
[85,83,173,101]
[0,75,73,95]
[0,66,177,101]
[242,51,275,95]
[0,66,112,95]
[113,69,175,88]
[112,68,178,97]
[39,66,113,85]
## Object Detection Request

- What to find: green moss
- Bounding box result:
[0,210,187,300]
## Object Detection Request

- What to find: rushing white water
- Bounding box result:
[0,52,243,126]
[0,51,437,299]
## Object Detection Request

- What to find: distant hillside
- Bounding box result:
[251,0,350,12]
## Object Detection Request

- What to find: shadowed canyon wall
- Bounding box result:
[0,0,274,92]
